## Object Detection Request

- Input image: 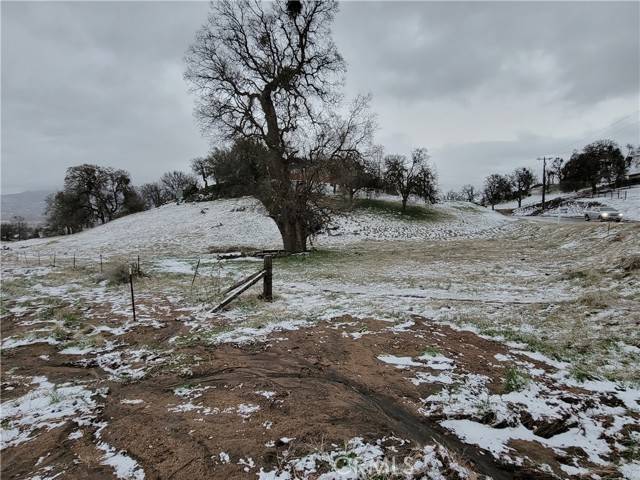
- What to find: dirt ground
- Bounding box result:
[1,312,608,479]
[1,220,639,479]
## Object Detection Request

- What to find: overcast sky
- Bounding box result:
[2,1,639,194]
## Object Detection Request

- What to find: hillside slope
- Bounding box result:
[4,197,512,257]
[0,190,53,224]
[511,186,640,221]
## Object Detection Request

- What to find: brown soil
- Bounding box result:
[2,309,591,480]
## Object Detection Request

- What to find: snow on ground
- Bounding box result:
[380,339,640,477]
[5,198,282,258]
[257,437,476,479]
[2,195,638,478]
[495,188,566,210]
[0,376,101,449]
[543,186,640,221]
[507,186,640,221]
[2,197,513,259]
[322,200,513,245]
[95,422,146,480]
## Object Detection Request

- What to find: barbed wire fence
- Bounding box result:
[1,248,276,319]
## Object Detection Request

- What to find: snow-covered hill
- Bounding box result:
[494,186,565,210]
[3,197,512,258]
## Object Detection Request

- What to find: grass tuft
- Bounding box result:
[502,366,530,393]
[578,291,613,309]
[421,346,441,357]
[619,254,640,273]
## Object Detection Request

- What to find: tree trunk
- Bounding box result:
[276,216,307,253]
[401,196,408,212]
[491,204,495,210]
[517,196,522,208]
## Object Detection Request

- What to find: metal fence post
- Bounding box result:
[129,266,136,322]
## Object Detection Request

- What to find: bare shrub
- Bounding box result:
[578,291,612,308]
[102,262,143,285]
[619,254,640,272]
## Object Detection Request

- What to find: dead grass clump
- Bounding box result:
[102,262,144,285]
[559,268,598,284]
[619,254,640,272]
[578,291,613,309]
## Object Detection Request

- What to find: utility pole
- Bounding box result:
[538,157,547,212]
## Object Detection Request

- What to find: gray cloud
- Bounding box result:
[2,1,210,193]
[336,1,639,104]
[2,1,639,194]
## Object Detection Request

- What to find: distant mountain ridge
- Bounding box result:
[1,190,53,224]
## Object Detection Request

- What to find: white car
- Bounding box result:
[584,206,623,222]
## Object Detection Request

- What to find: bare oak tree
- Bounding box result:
[140,182,166,208]
[185,0,354,252]
[460,184,477,203]
[511,167,536,208]
[384,148,438,212]
[191,157,212,188]
[160,171,199,201]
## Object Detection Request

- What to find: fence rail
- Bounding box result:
[1,249,275,318]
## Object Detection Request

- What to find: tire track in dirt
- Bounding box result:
[174,357,515,480]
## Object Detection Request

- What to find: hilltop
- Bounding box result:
[5,196,512,258]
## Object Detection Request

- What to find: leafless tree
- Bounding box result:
[384,148,438,211]
[160,171,199,201]
[444,190,464,201]
[483,173,511,210]
[510,167,536,208]
[191,157,212,188]
[185,0,361,252]
[460,184,477,203]
[140,182,166,208]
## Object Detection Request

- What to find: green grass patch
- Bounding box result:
[351,198,447,221]
[502,366,530,393]
[570,364,595,382]
[1,278,33,297]
[421,346,441,357]
[274,249,341,268]
[51,326,71,342]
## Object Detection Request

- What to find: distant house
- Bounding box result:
[627,149,640,184]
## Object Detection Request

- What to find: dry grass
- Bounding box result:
[619,254,640,272]
[578,291,614,308]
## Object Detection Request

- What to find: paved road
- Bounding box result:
[516,215,637,224]
[517,215,586,224]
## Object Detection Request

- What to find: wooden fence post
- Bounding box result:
[73,253,76,269]
[263,255,272,301]
[38,252,41,266]
[129,266,136,322]
[100,254,103,273]
[52,254,56,267]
